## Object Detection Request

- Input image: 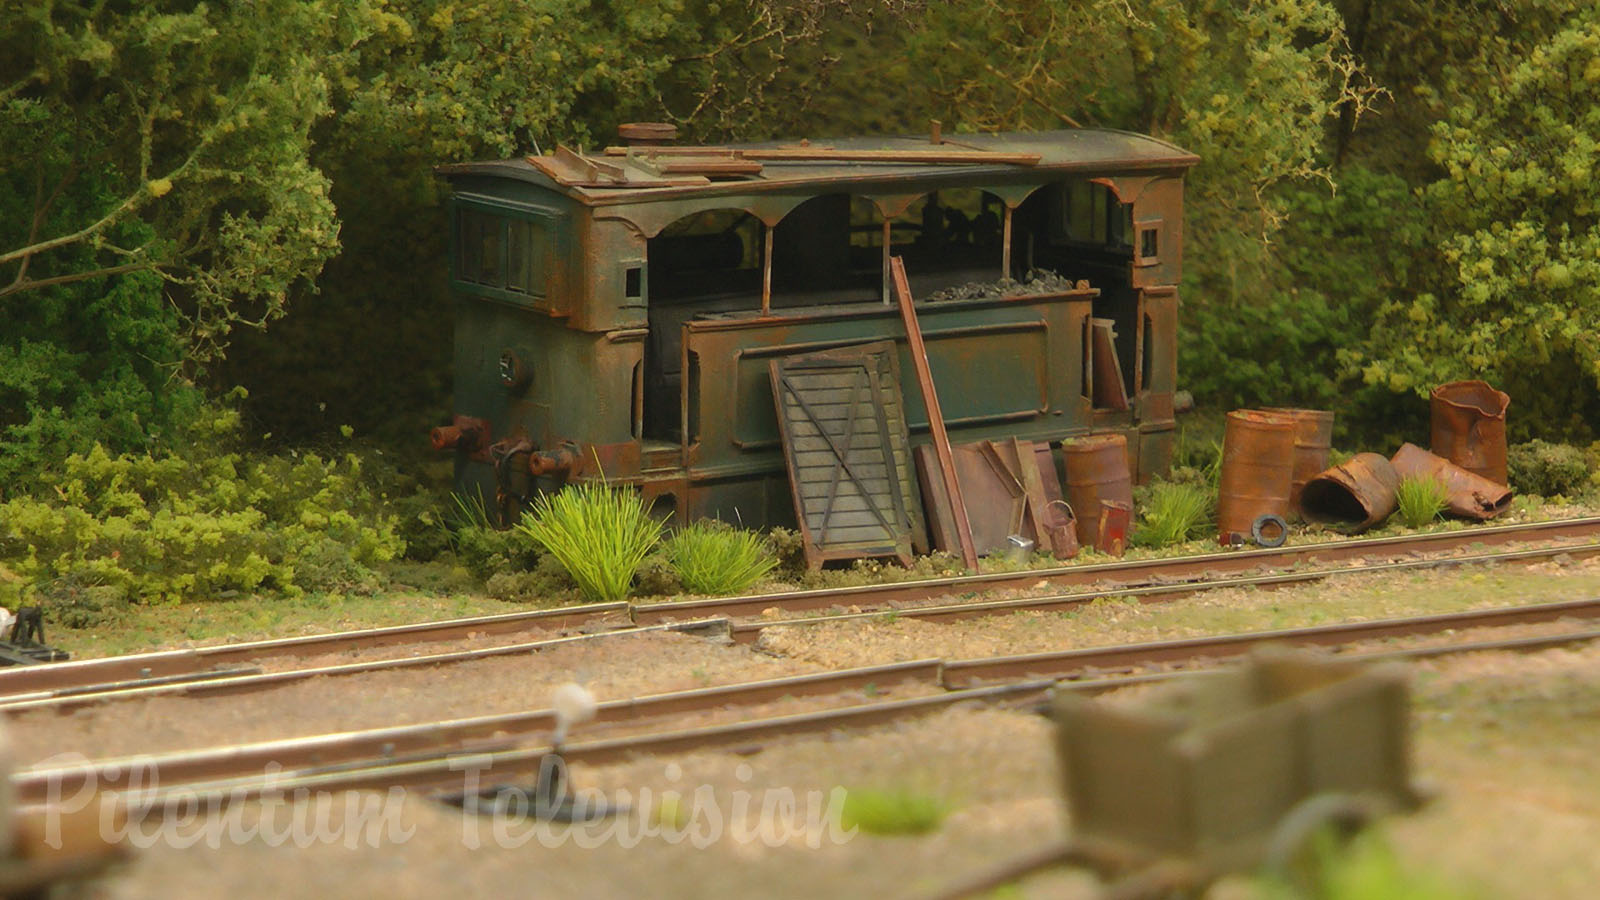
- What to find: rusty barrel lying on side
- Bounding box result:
[1300,452,1400,532]
[1391,442,1513,519]
[1062,434,1134,548]
[1216,410,1295,543]
[1262,407,1334,512]
[1430,380,1509,485]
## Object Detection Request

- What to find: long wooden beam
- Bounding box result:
[891,256,980,570]
[604,146,1042,166]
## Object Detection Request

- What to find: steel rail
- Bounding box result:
[13,659,944,806]
[0,618,729,714]
[19,603,1600,816]
[8,516,1597,700]
[74,613,1600,820]
[0,601,631,696]
[632,516,1600,623]
[730,541,1600,643]
[942,596,1600,687]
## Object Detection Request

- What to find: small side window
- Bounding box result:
[1135,219,1162,267]
[625,266,643,300]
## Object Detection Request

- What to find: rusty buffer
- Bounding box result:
[1262,407,1334,511]
[1216,409,1295,543]
[1430,380,1510,485]
[1062,434,1134,548]
[1300,452,1400,532]
[1391,443,1513,520]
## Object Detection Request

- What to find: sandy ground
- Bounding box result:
[64,643,1600,900]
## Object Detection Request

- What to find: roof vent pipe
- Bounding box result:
[617,122,678,147]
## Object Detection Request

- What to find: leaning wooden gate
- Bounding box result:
[769,341,925,569]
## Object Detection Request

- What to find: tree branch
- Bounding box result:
[0,261,159,299]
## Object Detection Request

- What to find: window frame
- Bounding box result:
[450,194,563,307]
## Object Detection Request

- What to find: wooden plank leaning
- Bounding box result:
[890,256,979,570]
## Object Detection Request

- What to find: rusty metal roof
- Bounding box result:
[435,128,1199,206]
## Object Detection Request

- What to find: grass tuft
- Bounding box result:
[516,482,663,603]
[1133,481,1212,548]
[663,521,777,595]
[1394,475,1449,529]
[838,788,950,836]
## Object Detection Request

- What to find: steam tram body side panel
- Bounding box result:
[437,129,1199,528]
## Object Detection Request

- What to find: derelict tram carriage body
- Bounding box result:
[435,128,1199,529]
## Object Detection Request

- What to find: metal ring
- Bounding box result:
[1251,513,1289,548]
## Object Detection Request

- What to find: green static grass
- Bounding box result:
[838,788,950,836]
[663,522,778,595]
[1395,475,1450,529]
[516,482,663,603]
[1133,481,1213,549]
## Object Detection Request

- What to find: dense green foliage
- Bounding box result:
[0,407,404,618]
[1507,440,1591,498]
[516,482,664,603]
[663,522,778,595]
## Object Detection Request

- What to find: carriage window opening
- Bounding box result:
[477,216,502,286]
[1060,181,1133,250]
[506,220,531,292]
[1138,226,1159,265]
[625,266,642,300]
[456,208,549,296]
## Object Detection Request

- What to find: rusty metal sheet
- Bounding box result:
[1089,318,1130,412]
[770,342,924,569]
[914,438,1066,558]
[1390,443,1512,520]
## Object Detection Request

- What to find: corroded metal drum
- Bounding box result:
[1062,434,1134,548]
[1262,407,1334,511]
[1217,410,1295,543]
[1430,380,1509,485]
[1301,452,1400,532]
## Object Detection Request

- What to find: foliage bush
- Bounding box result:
[1132,482,1213,549]
[838,788,950,836]
[0,410,406,615]
[1506,440,1589,498]
[516,482,664,603]
[1394,475,1449,529]
[446,494,538,579]
[663,522,778,596]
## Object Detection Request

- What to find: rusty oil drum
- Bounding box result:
[1062,433,1134,548]
[1216,410,1295,543]
[1262,407,1334,512]
[1430,380,1509,485]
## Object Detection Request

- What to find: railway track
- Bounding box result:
[9,522,1599,709]
[17,596,1600,817]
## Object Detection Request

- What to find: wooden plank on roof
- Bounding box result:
[604,146,1042,166]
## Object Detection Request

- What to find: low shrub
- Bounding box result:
[516,481,663,603]
[663,522,777,595]
[0,437,406,615]
[447,493,539,579]
[838,788,950,836]
[1394,475,1449,529]
[1507,440,1588,497]
[1132,482,1213,548]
